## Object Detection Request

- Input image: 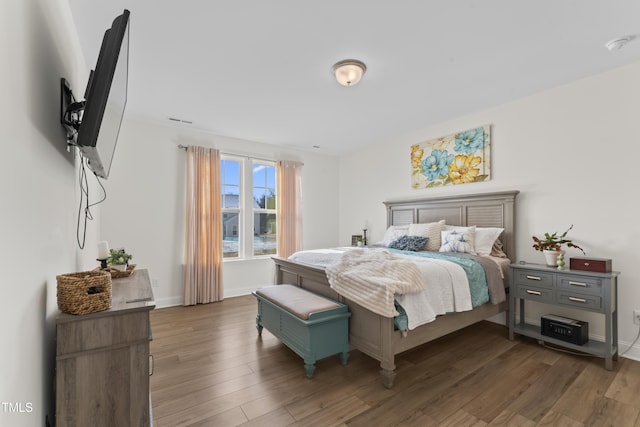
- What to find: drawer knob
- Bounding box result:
[568,296,587,303]
[526,290,542,296]
[526,275,542,281]
[569,281,587,287]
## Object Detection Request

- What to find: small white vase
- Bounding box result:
[543,250,564,267]
[111,264,128,271]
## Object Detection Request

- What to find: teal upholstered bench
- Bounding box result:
[253,284,350,379]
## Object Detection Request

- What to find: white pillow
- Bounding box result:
[380,225,410,246]
[408,220,445,251]
[439,227,476,254]
[475,227,504,256]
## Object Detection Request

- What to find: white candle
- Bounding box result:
[97,241,110,259]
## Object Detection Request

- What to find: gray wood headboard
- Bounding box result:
[383,190,519,260]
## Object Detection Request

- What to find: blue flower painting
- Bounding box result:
[411,125,491,189]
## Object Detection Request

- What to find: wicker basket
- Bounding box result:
[103,264,136,279]
[56,270,112,315]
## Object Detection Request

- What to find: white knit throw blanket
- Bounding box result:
[325,249,425,317]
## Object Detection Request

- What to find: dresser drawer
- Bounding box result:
[516,285,553,303]
[512,269,554,289]
[557,274,603,296]
[556,291,602,311]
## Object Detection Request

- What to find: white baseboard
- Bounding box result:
[154,296,183,308]
[224,286,258,299]
[152,286,261,309]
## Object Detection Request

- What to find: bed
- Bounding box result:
[272,190,519,387]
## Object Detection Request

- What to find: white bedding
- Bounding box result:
[289,247,474,330]
[394,253,472,329]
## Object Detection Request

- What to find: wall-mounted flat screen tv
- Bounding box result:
[76,9,130,179]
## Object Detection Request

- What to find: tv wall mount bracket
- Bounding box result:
[60,78,86,149]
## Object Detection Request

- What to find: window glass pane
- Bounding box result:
[222,160,240,185]
[222,212,239,258]
[223,187,239,208]
[253,213,277,256]
[253,164,266,187]
[253,188,268,209]
[265,193,276,210]
[266,170,275,188]
[221,159,241,208]
[252,164,276,210]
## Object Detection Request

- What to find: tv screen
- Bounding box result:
[77,9,130,179]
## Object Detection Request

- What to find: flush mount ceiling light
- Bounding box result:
[332,59,367,86]
[605,35,637,51]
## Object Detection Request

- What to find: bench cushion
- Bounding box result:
[255,285,340,320]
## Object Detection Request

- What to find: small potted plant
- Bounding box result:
[532,224,585,266]
[106,248,133,271]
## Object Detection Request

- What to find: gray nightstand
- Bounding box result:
[509,263,619,370]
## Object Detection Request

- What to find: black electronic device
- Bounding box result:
[61,9,130,179]
[541,314,589,345]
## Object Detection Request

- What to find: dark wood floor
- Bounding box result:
[150,295,640,426]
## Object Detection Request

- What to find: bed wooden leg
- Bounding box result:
[380,358,396,388]
[380,368,396,389]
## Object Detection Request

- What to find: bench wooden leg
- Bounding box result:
[256,314,263,336]
[340,351,349,366]
[304,359,316,379]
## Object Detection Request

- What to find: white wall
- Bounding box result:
[101,119,340,306]
[0,1,95,425]
[339,61,640,360]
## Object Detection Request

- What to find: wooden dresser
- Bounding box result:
[55,269,155,427]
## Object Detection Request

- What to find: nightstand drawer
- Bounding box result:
[557,291,602,311]
[516,285,553,303]
[512,269,554,288]
[557,274,603,296]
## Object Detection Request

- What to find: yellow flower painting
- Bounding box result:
[411,125,491,189]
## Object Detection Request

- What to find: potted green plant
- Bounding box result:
[106,249,133,271]
[532,224,585,266]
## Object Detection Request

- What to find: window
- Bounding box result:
[221,156,276,259]
[221,158,241,258]
[252,162,277,256]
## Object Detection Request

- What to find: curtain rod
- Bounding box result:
[177,144,303,165]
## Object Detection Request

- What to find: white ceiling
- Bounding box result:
[68,1,640,156]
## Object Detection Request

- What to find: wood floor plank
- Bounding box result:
[548,360,618,423]
[486,410,535,427]
[584,396,639,426]
[149,295,640,426]
[289,394,370,427]
[605,357,640,407]
[536,410,584,427]
[504,356,586,422]
[437,409,489,427]
[458,357,549,422]
[236,407,296,427]
[421,347,549,423]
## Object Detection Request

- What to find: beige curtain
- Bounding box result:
[183,145,223,305]
[276,160,303,257]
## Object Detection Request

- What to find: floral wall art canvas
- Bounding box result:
[411,125,491,189]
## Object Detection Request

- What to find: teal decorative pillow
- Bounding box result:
[389,235,429,252]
